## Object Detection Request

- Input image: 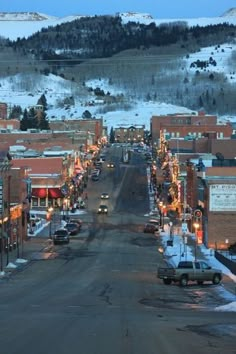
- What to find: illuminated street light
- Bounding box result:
[47,206,54,239]
[193,222,200,262]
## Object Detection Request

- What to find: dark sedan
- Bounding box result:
[64,222,80,235]
[143,223,159,234]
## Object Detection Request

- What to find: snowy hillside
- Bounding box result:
[0,11,236,131]
[1,10,236,40]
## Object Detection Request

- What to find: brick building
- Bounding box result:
[151,111,218,142]
[114,125,145,143]
[0,103,8,119]
[49,118,105,145]
[0,119,20,131]
[187,166,236,249]
[11,156,75,209]
[0,163,30,255]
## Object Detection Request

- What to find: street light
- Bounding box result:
[193,222,200,262]
[47,206,54,239]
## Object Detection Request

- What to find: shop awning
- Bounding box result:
[32,188,47,198]
[48,188,64,198]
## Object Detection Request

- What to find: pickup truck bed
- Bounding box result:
[157,260,222,286]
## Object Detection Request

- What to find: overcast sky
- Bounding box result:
[1,0,235,19]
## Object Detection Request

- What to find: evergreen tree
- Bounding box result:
[20,109,30,131]
[37,94,47,110]
[38,111,50,130]
[109,127,115,143]
[82,110,92,119]
[28,107,38,128]
[9,105,22,119]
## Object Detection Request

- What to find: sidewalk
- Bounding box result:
[0,208,90,278]
[159,228,236,297]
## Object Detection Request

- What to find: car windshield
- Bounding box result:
[66,223,76,227]
[54,229,68,236]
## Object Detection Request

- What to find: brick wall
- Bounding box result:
[207,213,236,249]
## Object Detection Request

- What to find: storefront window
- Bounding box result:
[40,198,46,207]
[32,197,38,207]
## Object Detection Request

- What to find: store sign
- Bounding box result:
[209,184,236,211]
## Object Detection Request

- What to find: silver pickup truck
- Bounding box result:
[157,260,222,286]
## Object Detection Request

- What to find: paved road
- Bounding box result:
[0,146,235,354]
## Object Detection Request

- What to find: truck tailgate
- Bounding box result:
[157,267,175,278]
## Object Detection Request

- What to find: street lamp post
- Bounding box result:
[193,222,200,262]
[47,206,54,239]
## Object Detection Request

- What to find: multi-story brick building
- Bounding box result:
[114,125,145,143]
[150,111,230,143]
[49,118,105,145]
[184,164,236,250]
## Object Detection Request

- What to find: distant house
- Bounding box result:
[114,125,145,143]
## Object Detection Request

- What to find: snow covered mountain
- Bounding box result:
[1,9,236,40]
[0,9,236,131]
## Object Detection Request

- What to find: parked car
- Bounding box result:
[64,222,80,235]
[69,218,82,230]
[143,223,159,233]
[148,218,160,227]
[101,192,109,199]
[92,175,99,181]
[97,204,108,214]
[53,229,70,245]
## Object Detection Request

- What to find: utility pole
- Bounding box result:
[183,177,187,222]
[0,160,11,268]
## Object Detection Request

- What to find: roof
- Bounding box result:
[11,157,65,175]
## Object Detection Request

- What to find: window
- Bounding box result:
[40,198,46,207]
[32,197,38,207]
[201,262,209,270]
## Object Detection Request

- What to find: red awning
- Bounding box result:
[32,188,47,198]
[48,188,64,198]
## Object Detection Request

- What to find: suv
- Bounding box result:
[53,229,70,245]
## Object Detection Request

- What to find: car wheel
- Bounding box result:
[212,274,221,285]
[163,279,172,285]
[180,275,188,287]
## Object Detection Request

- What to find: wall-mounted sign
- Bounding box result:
[209,184,236,211]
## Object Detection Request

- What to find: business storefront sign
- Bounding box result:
[209,184,236,211]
